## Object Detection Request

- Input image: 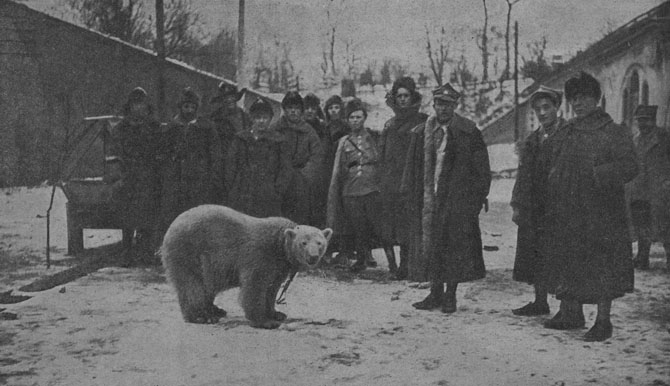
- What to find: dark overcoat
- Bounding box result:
[627,126,670,243]
[225,129,291,218]
[306,118,332,227]
[510,118,565,284]
[271,116,324,224]
[156,116,223,232]
[110,117,161,230]
[402,114,491,283]
[539,108,637,303]
[379,98,428,246]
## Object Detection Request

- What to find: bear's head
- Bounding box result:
[284,226,333,269]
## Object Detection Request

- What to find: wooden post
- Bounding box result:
[513,21,519,142]
[155,0,166,119]
[237,0,246,91]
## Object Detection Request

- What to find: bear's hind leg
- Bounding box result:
[174,275,221,324]
[240,275,280,329]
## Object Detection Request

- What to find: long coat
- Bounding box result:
[272,116,324,224]
[306,117,332,227]
[225,129,291,218]
[627,126,670,243]
[109,117,162,230]
[539,108,637,304]
[157,116,223,232]
[511,118,565,284]
[402,114,491,283]
[379,98,428,246]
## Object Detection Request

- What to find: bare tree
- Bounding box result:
[521,36,553,81]
[162,0,205,60]
[502,0,523,81]
[321,0,344,85]
[477,0,490,82]
[65,0,153,47]
[425,26,450,86]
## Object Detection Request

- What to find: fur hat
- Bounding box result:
[210,82,246,103]
[281,91,304,110]
[634,105,658,120]
[324,95,343,121]
[178,87,200,108]
[564,71,601,101]
[388,76,422,106]
[123,87,152,115]
[249,98,274,118]
[345,98,367,118]
[529,85,562,108]
[303,93,321,108]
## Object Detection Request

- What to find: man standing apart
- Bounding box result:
[403,84,491,313]
[540,72,637,341]
[272,92,324,224]
[628,105,670,270]
[511,86,565,316]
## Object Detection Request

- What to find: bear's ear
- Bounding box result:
[284,228,297,241]
[321,228,333,242]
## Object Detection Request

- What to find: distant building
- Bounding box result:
[0,0,279,187]
[482,0,670,146]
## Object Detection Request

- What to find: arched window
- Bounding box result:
[642,81,649,105]
[622,70,640,127]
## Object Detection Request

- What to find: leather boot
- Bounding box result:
[412,283,444,310]
[633,239,651,269]
[384,246,398,274]
[393,245,409,280]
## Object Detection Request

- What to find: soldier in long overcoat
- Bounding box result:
[510,86,566,316]
[402,84,491,313]
[157,88,223,237]
[628,105,670,270]
[271,92,324,224]
[303,93,330,227]
[209,83,251,204]
[226,98,292,218]
[109,87,162,264]
[379,77,428,279]
[539,72,637,342]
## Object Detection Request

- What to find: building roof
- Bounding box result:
[3,0,280,104]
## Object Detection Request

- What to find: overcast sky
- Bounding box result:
[25,0,666,85]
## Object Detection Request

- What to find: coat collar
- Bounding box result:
[235,128,284,142]
[425,113,475,137]
[634,127,662,151]
[277,115,313,133]
[567,108,613,132]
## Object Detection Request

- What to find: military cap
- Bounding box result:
[530,85,563,108]
[564,71,601,101]
[249,98,274,117]
[634,105,658,120]
[432,83,461,103]
[210,82,246,103]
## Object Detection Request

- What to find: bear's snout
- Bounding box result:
[308,255,320,265]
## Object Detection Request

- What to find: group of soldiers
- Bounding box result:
[510,71,669,343]
[106,70,668,343]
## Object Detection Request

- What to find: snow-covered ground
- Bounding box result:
[0,182,669,386]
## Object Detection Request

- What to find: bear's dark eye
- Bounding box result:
[301,241,307,246]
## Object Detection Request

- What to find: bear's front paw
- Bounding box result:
[272,311,287,321]
[251,320,281,329]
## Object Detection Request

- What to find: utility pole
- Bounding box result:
[513,21,519,142]
[236,0,247,91]
[156,0,166,119]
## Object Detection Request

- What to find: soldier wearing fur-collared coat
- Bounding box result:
[403,114,491,284]
[539,107,637,303]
